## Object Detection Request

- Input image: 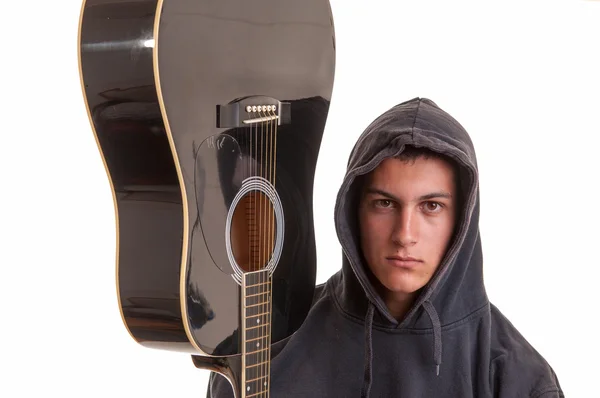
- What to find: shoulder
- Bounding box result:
[488,303,564,398]
[312,281,329,305]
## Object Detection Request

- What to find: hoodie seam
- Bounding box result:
[410,99,421,140]
[329,279,489,334]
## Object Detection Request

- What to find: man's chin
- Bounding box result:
[381,276,424,297]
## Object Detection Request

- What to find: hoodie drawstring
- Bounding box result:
[360,300,443,397]
[361,302,375,398]
[423,300,443,376]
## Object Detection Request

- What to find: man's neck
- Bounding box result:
[382,290,417,322]
[365,269,419,322]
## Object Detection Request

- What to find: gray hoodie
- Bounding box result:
[208,97,564,397]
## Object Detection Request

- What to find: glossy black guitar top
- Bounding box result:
[78,0,335,396]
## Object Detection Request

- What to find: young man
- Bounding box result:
[208,97,563,397]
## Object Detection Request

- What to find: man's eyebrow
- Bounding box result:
[364,187,452,202]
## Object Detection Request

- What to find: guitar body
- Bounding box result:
[78,0,335,396]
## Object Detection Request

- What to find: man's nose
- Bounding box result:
[392,208,417,246]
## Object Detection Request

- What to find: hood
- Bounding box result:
[332,97,488,396]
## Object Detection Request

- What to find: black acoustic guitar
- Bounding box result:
[78,1,335,397]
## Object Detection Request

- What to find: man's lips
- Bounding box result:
[386,256,423,269]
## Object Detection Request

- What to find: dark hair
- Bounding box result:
[393,145,451,165]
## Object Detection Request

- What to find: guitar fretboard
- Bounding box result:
[242,269,272,397]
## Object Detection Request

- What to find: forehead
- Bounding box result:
[364,156,456,196]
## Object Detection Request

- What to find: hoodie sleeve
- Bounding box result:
[490,352,564,398]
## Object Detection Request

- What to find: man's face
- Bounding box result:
[358,156,457,302]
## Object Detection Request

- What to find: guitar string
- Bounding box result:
[264,106,275,397]
[246,108,249,271]
[268,105,277,396]
[249,107,254,273]
[255,108,261,395]
[255,106,260,274]
[248,108,252,398]
[261,106,266,277]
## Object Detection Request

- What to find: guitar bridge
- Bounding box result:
[216,95,291,128]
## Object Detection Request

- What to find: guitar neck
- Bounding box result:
[241,269,272,397]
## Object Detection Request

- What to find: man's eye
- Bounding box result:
[423,202,442,212]
[375,199,392,208]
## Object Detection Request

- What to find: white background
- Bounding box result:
[2,0,599,396]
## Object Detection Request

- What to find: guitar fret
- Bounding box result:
[245,337,270,353]
[246,346,269,355]
[245,307,269,315]
[246,334,270,342]
[246,360,270,368]
[245,290,270,298]
[246,308,268,319]
[246,302,267,308]
[245,282,270,290]
[246,375,268,383]
[248,310,269,317]
[246,323,269,331]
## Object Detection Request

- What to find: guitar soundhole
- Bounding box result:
[230,190,277,272]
